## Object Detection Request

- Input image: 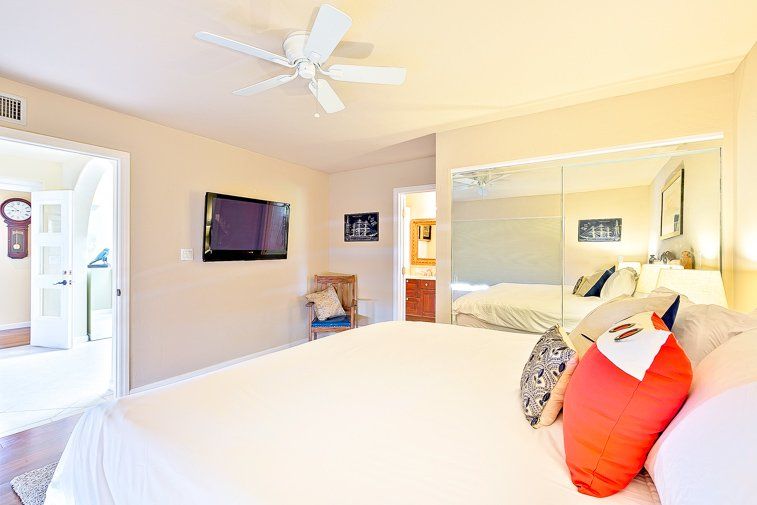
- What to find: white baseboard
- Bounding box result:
[129,338,309,394]
[0,321,30,331]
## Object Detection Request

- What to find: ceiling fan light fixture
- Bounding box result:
[195,4,406,114]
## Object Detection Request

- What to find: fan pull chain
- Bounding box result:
[312,78,321,118]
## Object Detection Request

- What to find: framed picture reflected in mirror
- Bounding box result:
[661,165,684,240]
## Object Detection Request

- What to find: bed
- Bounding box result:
[452,283,606,333]
[46,322,659,505]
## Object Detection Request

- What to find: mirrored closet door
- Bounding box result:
[451,138,723,334]
[451,162,564,333]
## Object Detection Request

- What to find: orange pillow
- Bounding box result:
[562,311,692,497]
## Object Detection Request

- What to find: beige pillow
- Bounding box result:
[574,270,603,297]
[572,276,586,295]
[568,293,679,357]
[305,285,347,321]
[600,267,639,300]
[671,304,757,367]
[520,326,578,428]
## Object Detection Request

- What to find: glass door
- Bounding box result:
[30,190,74,349]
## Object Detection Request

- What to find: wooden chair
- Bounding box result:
[306,274,357,341]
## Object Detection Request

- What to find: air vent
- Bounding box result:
[0,93,26,125]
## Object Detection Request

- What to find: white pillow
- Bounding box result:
[599,267,638,300]
[671,304,757,367]
[646,328,757,504]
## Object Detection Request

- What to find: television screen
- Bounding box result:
[203,192,290,261]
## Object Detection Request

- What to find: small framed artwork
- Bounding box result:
[660,165,684,240]
[419,224,432,241]
[344,212,379,242]
[578,218,622,242]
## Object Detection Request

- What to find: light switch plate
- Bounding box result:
[180,248,194,261]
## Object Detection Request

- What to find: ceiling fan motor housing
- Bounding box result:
[284,31,318,79]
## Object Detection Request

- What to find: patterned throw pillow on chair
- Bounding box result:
[305,285,347,321]
[520,326,578,428]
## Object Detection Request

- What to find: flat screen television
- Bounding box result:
[203,192,290,262]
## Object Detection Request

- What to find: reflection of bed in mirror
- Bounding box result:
[451,138,725,334]
[453,283,605,333]
[452,266,728,334]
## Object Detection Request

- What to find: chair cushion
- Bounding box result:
[311,315,352,328]
[306,285,347,321]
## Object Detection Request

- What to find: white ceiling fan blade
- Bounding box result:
[327,64,406,85]
[233,73,296,96]
[195,32,292,67]
[303,5,352,64]
[308,79,345,113]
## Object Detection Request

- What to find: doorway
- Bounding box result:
[0,128,129,437]
[392,185,436,322]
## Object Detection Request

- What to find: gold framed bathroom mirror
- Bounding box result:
[410,219,436,266]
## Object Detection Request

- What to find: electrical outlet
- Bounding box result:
[180,248,194,261]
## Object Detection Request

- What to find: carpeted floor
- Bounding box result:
[10,463,56,505]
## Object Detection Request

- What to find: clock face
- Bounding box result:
[2,200,31,222]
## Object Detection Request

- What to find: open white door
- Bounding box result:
[30,190,74,349]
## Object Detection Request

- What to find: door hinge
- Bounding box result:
[116,289,122,296]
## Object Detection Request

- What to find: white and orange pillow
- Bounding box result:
[562,311,692,497]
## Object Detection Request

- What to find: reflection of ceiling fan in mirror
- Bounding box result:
[453,173,512,197]
[195,4,407,115]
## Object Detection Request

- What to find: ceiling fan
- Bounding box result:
[454,173,513,197]
[196,4,406,114]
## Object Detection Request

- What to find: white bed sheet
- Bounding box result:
[453,283,605,333]
[47,322,658,505]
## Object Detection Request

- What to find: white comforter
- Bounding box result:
[47,322,658,505]
[453,283,605,333]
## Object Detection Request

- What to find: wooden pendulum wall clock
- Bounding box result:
[1,198,32,259]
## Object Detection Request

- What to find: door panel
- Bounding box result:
[421,289,436,320]
[30,190,73,349]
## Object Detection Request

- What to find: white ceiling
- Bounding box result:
[0,1,755,173]
[453,157,670,201]
[452,140,723,200]
[0,138,92,164]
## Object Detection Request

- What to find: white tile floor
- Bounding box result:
[0,339,112,437]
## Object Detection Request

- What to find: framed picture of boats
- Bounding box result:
[578,218,622,242]
[344,212,379,242]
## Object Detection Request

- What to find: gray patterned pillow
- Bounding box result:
[306,285,347,321]
[520,326,578,428]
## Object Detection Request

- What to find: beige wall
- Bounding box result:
[0,76,329,388]
[734,43,757,312]
[451,185,650,287]
[0,154,65,189]
[437,75,736,322]
[0,189,31,326]
[328,157,435,325]
[565,186,650,282]
[648,150,721,271]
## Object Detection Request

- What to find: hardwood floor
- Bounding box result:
[0,329,29,350]
[0,415,79,505]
